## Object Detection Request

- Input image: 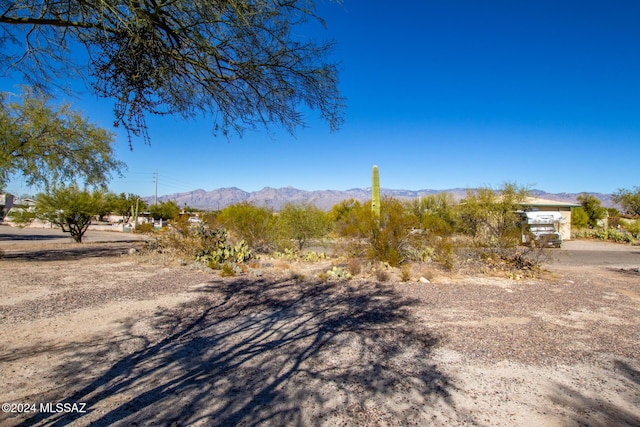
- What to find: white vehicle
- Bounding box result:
[188,216,202,224]
[520,211,563,248]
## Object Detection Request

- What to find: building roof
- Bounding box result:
[522,197,580,208]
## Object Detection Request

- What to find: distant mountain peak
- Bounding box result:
[146,187,614,211]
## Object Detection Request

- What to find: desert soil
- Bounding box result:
[0,239,639,426]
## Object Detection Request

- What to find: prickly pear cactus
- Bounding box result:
[195,227,254,267]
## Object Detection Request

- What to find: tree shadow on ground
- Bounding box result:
[17,277,453,426]
[608,267,640,277]
[549,359,640,427]
[0,232,64,242]
[0,243,142,261]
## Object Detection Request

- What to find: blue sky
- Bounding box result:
[4,0,640,198]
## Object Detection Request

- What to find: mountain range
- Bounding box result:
[145,187,615,211]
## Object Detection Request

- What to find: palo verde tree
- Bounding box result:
[576,193,607,228]
[0,89,123,191]
[107,192,148,223]
[457,183,529,249]
[149,200,180,222]
[0,1,345,144]
[14,185,109,242]
[218,202,275,253]
[275,202,330,251]
[613,187,640,216]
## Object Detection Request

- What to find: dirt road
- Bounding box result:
[0,240,638,426]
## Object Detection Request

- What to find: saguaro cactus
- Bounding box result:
[371,165,380,218]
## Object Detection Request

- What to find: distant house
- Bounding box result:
[520,197,580,241]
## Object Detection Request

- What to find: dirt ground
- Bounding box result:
[0,239,639,426]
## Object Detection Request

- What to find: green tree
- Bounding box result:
[107,193,148,223]
[577,193,607,228]
[571,207,589,229]
[612,187,640,216]
[409,193,457,236]
[276,202,330,251]
[457,183,529,248]
[330,198,365,236]
[0,90,123,191]
[368,197,418,266]
[218,202,275,252]
[0,1,344,143]
[14,185,108,242]
[150,200,180,222]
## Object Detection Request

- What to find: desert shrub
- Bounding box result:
[607,208,621,229]
[409,193,457,236]
[272,248,327,262]
[400,265,411,282]
[577,193,607,228]
[172,215,192,236]
[571,207,589,229]
[220,263,237,277]
[134,222,155,234]
[288,271,305,283]
[368,197,420,266]
[622,219,640,238]
[457,184,527,249]
[347,258,362,276]
[275,202,331,251]
[420,268,436,282]
[572,227,635,243]
[331,197,451,267]
[375,268,390,282]
[218,202,276,252]
[329,198,365,235]
[432,237,455,271]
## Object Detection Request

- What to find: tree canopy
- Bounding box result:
[613,187,640,216]
[576,193,607,228]
[13,185,109,242]
[107,192,148,223]
[150,200,180,221]
[0,89,123,191]
[0,0,345,144]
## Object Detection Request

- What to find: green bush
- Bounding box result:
[623,220,640,238]
[134,222,155,234]
[572,227,635,243]
[330,197,440,267]
[409,193,457,236]
[367,197,419,266]
[456,184,527,250]
[571,207,589,229]
[275,202,330,251]
[218,202,276,252]
[577,193,607,228]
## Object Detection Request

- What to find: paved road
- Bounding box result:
[0,224,146,247]
[548,239,640,268]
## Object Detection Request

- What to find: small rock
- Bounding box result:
[128,248,138,255]
[419,277,430,284]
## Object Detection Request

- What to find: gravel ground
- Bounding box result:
[0,242,639,426]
